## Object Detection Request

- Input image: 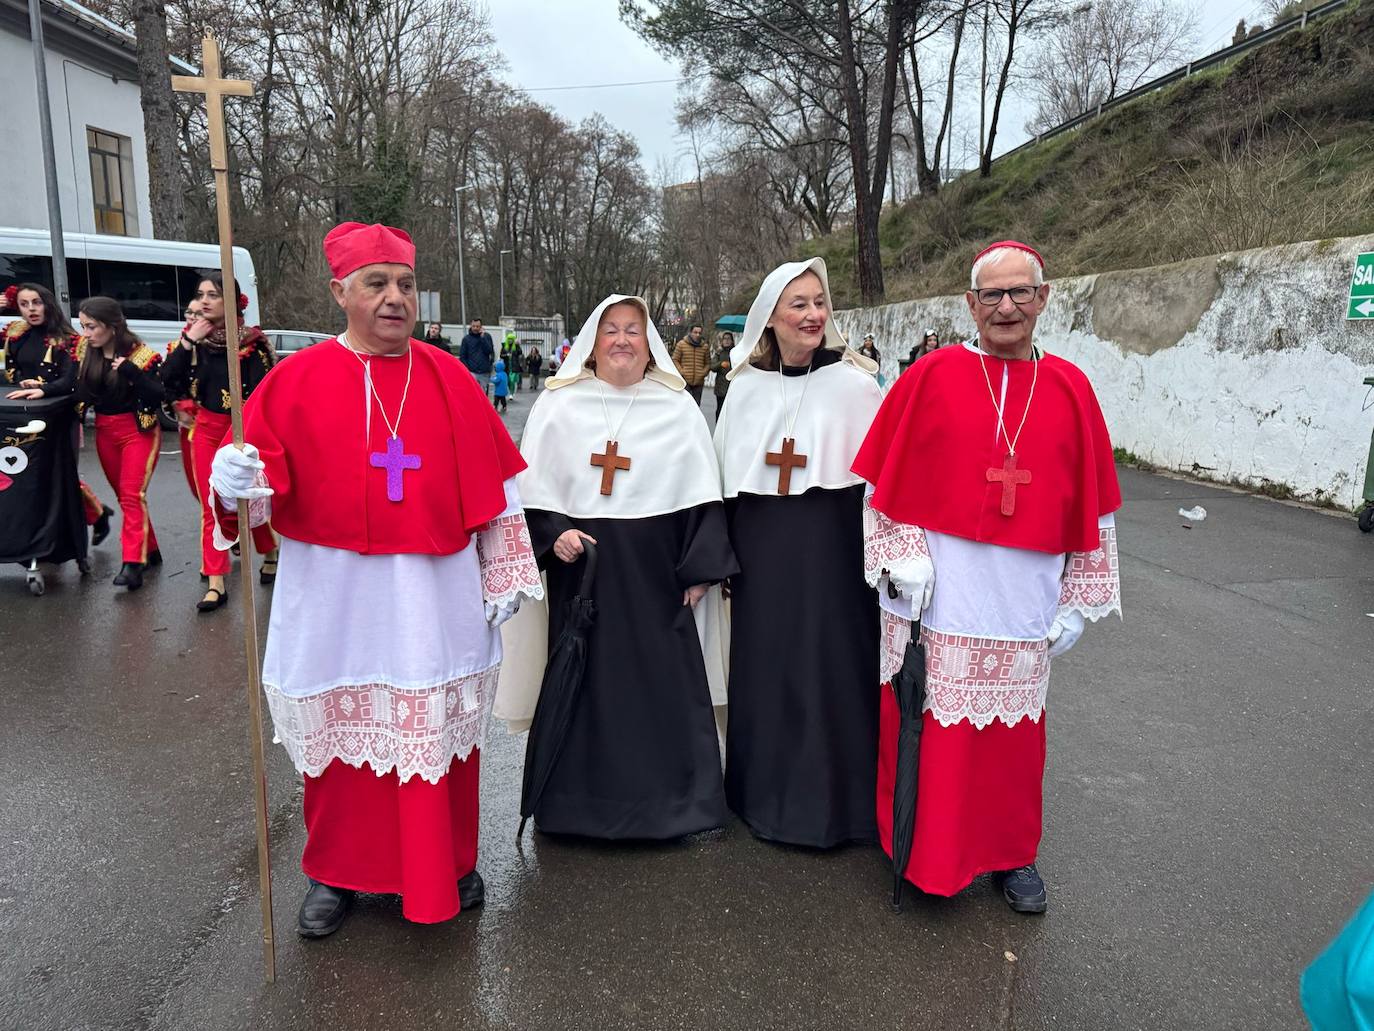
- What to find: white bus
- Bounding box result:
[0,227,259,348]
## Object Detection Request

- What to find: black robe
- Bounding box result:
[723,359,881,848]
[525,503,738,839]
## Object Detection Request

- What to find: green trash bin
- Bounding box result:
[1360,376,1374,533]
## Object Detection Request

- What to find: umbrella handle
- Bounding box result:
[577,539,598,595]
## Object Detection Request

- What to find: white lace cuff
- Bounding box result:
[863,493,932,593]
[1058,520,1122,622]
[475,480,544,610]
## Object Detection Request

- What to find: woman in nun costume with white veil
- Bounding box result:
[495,295,737,839]
[715,258,884,848]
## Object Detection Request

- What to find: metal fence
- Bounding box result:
[996,0,1353,163]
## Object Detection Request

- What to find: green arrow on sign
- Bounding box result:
[1349,251,1374,320]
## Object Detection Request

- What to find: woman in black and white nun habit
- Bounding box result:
[494,295,737,839]
[714,258,884,848]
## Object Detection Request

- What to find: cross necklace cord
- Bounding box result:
[765,356,812,495]
[976,339,1038,517]
[590,376,640,495]
[341,335,421,502]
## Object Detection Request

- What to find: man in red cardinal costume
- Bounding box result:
[207,223,543,935]
[852,241,1122,914]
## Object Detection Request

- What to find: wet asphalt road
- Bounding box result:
[2,380,1370,1031]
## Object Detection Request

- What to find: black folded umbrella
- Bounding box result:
[518,540,598,838]
[890,618,927,910]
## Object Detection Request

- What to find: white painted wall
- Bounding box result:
[834,235,1374,508]
[0,29,151,238]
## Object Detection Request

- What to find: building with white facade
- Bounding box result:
[0,0,193,239]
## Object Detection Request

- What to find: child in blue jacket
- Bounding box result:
[491,359,509,412]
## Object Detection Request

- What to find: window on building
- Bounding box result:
[87,128,139,237]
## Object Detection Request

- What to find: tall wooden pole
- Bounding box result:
[172,36,276,984]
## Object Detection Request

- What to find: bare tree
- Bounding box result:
[1025,0,1197,133]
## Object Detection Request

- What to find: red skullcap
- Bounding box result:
[323,222,416,280]
[972,240,1045,271]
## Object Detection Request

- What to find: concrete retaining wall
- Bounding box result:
[833,235,1374,508]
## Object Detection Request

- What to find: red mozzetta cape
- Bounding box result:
[239,338,524,555]
[852,344,1120,555]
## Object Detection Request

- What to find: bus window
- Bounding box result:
[84,259,179,321]
[0,253,92,316]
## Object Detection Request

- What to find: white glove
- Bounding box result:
[210,443,273,500]
[485,598,521,628]
[878,560,935,619]
[1047,609,1085,659]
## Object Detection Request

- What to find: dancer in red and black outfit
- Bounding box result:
[3,283,114,544]
[74,297,165,591]
[160,273,277,612]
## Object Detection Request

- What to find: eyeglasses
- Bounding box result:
[973,285,1040,306]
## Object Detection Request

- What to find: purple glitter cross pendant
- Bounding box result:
[369,435,421,502]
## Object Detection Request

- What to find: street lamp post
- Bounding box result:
[454,184,474,326]
[499,248,514,322]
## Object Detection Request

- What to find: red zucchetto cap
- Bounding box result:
[972,239,1045,271]
[323,222,416,279]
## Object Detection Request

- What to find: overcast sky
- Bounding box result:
[490,0,1277,179]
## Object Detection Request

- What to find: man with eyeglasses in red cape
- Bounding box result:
[852,241,1123,914]
[206,222,543,936]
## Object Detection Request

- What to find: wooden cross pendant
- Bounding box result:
[765,437,808,495]
[591,440,631,496]
[986,452,1032,516]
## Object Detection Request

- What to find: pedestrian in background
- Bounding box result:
[671,323,710,405]
[507,341,523,392]
[859,332,884,386]
[492,357,509,412]
[75,296,165,591]
[459,318,495,395]
[526,346,543,390]
[423,322,451,354]
[710,330,733,418]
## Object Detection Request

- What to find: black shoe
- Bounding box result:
[145,550,162,568]
[296,880,354,938]
[259,553,278,586]
[91,505,114,546]
[1001,864,1048,914]
[113,562,144,591]
[196,587,227,613]
[458,870,485,910]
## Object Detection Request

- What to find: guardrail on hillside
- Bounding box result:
[997,0,1352,163]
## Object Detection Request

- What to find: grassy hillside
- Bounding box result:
[801,0,1374,309]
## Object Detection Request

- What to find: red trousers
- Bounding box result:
[93,414,160,563]
[189,406,274,575]
[877,688,1047,897]
[302,752,481,924]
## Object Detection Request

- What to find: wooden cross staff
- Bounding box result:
[172,36,276,984]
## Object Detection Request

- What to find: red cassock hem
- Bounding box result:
[301,752,480,924]
[876,689,1047,897]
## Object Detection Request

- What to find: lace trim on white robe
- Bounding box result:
[265,666,498,785]
[475,482,544,609]
[1058,522,1122,621]
[862,492,932,590]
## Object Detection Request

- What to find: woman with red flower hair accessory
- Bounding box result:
[160,271,278,611]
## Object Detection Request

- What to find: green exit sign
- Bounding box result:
[1349,251,1374,320]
